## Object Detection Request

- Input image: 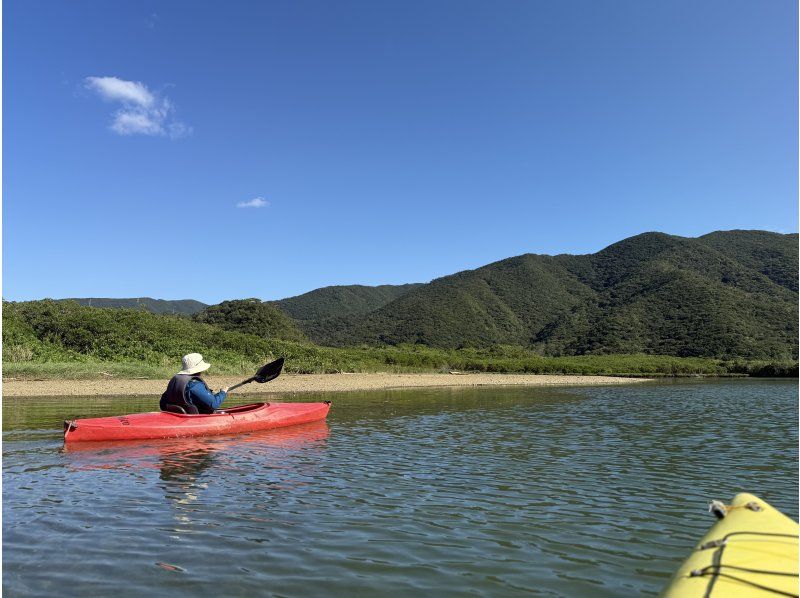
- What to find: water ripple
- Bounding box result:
[3,380,798,596]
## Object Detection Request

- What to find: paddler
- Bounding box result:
[160,353,229,414]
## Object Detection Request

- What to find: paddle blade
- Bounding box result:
[253,357,284,383]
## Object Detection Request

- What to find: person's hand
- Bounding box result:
[220,386,229,394]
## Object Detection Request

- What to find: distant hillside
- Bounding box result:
[8,300,795,379]
[38,230,799,360]
[194,299,307,343]
[272,284,422,343]
[697,230,798,292]
[65,297,207,315]
[307,230,798,360]
[274,284,423,320]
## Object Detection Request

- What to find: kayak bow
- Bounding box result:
[63,401,331,443]
[661,493,799,597]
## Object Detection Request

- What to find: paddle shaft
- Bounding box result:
[227,378,255,393]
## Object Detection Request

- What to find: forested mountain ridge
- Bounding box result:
[271,283,423,343]
[697,230,798,292]
[273,284,423,321]
[36,230,798,360]
[298,230,797,359]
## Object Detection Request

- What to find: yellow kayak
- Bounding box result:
[662,493,798,597]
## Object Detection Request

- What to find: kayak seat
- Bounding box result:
[162,404,200,415]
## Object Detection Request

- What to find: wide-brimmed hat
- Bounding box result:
[178,353,211,375]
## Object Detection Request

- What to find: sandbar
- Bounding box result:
[3,372,648,398]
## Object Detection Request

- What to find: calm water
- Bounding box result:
[3,380,798,596]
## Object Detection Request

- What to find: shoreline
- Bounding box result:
[2,372,649,398]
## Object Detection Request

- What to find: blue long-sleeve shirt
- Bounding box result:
[187,379,227,410]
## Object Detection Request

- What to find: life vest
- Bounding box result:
[160,374,213,414]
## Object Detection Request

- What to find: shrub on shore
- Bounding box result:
[3,300,796,380]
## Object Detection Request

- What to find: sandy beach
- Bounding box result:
[3,372,648,398]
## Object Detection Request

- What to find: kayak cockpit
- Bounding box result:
[213,402,270,415]
[159,402,270,417]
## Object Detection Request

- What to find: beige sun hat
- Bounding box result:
[178,353,211,375]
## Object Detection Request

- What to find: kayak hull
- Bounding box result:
[661,493,799,597]
[64,402,331,443]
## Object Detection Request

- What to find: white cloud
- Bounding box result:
[237,197,270,209]
[84,76,191,138]
[85,76,154,107]
[110,111,163,136]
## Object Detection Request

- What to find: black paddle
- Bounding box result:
[226,357,285,394]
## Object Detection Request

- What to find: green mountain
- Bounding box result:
[696,230,798,292]
[64,297,207,315]
[274,284,423,320]
[272,283,422,343]
[8,299,794,378]
[31,230,799,360]
[305,231,798,359]
[194,299,307,343]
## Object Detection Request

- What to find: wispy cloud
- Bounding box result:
[84,76,191,139]
[237,197,270,209]
[85,76,154,106]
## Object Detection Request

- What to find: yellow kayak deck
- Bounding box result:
[662,493,799,597]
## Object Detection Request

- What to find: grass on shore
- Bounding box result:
[4,347,797,381]
[4,301,796,380]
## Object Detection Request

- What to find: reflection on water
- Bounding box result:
[3,380,798,596]
[65,421,331,512]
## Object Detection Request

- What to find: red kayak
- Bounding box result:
[63,401,331,443]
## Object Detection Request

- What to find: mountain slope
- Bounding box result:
[194,299,307,343]
[310,230,798,359]
[698,230,799,292]
[274,284,422,320]
[272,283,422,343]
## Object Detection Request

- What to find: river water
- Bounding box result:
[3,379,797,596]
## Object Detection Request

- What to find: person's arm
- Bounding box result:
[187,379,228,410]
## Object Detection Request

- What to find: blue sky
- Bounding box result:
[4,0,797,303]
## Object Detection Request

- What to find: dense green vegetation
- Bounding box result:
[697,230,798,292]
[271,283,423,344]
[273,284,422,321]
[3,300,796,380]
[5,231,797,380]
[194,299,307,343]
[292,231,798,359]
[63,297,207,315]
